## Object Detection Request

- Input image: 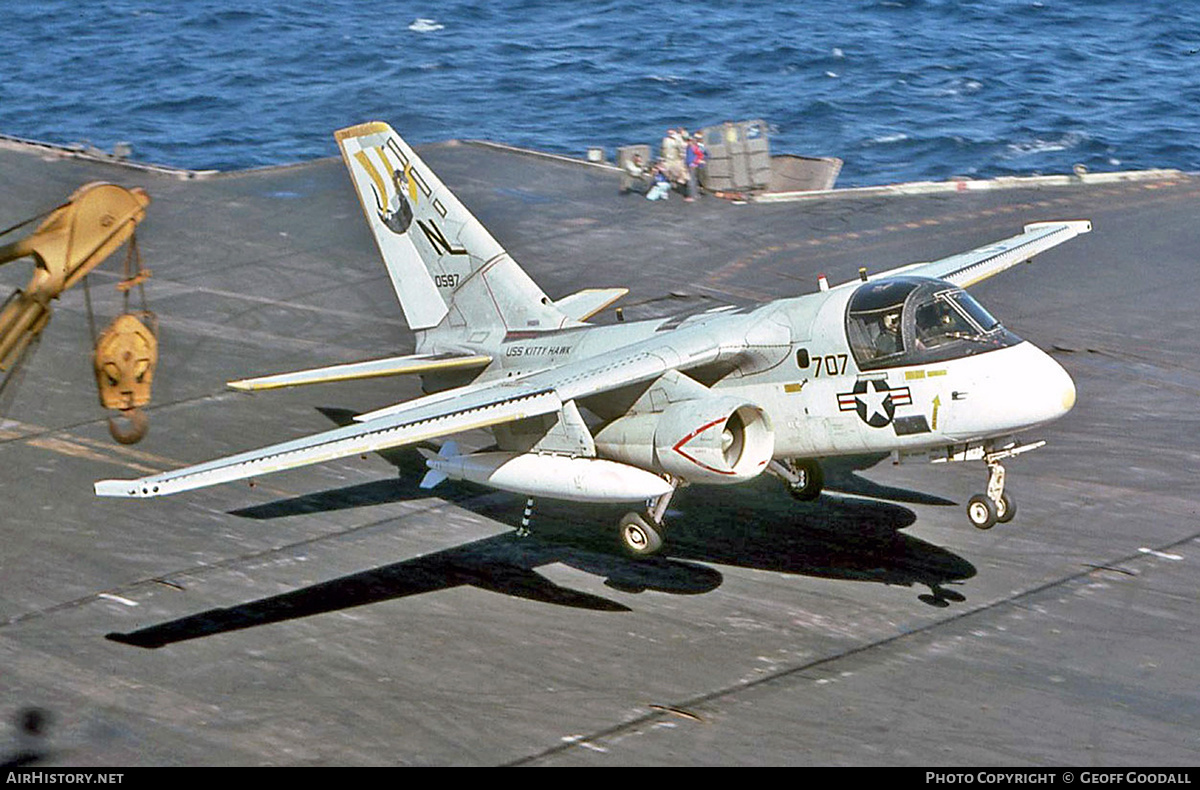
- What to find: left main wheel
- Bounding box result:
[620,512,664,558]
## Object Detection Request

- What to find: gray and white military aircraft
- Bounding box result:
[95,122,1089,556]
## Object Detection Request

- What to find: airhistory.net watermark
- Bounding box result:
[5,774,123,784]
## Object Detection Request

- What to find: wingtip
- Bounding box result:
[1023,219,1092,235]
[95,479,138,498]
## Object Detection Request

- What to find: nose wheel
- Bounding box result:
[967,457,1018,530]
[936,439,1042,531]
[967,494,998,529]
[996,492,1015,523]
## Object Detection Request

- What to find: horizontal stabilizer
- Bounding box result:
[553,288,628,322]
[227,353,492,391]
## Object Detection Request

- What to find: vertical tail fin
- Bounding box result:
[335,122,570,334]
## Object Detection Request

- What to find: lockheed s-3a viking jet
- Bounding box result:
[95,122,1088,556]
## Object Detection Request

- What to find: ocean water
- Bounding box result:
[1,0,1197,186]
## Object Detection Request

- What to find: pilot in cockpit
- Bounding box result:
[875,310,902,355]
[915,299,968,349]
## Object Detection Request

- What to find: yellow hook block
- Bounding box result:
[93,313,157,443]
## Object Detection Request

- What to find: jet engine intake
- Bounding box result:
[594,397,774,484]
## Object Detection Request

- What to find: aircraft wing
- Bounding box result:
[94,322,734,499]
[880,220,1091,287]
[94,387,564,498]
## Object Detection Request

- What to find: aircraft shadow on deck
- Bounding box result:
[107,419,972,649]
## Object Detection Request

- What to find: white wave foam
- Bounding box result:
[408,18,444,33]
[935,79,983,98]
[1006,132,1084,157]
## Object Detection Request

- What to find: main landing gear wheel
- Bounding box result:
[620,512,664,557]
[769,458,823,502]
[786,459,824,502]
[619,481,678,558]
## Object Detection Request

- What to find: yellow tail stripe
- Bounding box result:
[353,149,388,214]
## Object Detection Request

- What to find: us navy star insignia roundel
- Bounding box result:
[837,379,912,428]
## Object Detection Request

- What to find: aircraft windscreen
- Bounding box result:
[846,277,1020,370]
[948,290,1001,331]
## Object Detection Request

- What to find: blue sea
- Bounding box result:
[1,0,1197,186]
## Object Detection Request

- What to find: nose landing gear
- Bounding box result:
[965,441,1038,529]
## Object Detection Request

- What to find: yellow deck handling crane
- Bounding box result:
[0,182,155,443]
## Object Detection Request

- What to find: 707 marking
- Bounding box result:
[813,353,848,377]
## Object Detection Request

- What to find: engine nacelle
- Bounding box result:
[594,397,774,484]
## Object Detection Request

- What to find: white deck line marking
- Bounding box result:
[1138,547,1184,561]
[98,593,139,607]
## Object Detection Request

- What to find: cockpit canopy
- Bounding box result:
[845,276,1020,370]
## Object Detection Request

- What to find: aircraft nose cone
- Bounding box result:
[953,343,1077,438]
[1059,367,1077,415]
[1023,344,1076,425]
